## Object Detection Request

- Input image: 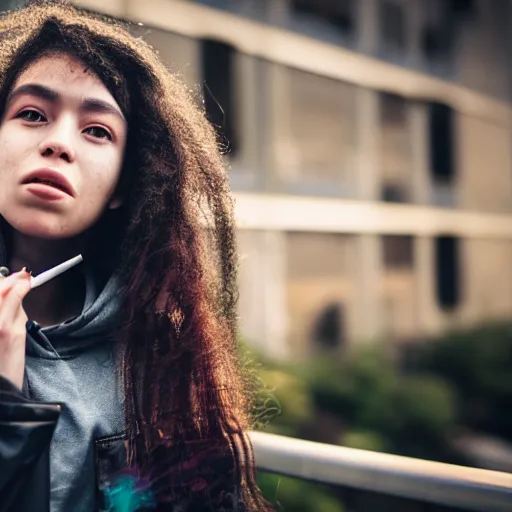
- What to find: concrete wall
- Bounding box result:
[285,232,354,359]
[455,0,512,102]
[381,270,417,342]
[237,230,288,358]
[129,25,200,88]
[460,239,512,324]
[457,114,512,214]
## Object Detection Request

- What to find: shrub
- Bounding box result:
[405,321,512,441]
[257,472,345,512]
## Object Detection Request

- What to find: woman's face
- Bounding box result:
[0,53,127,239]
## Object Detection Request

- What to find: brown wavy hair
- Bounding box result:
[0,1,270,509]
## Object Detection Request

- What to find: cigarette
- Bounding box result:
[30,254,84,289]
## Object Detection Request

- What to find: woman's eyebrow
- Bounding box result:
[81,98,126,125]
[6,82,126,125]
[7,83,58,106]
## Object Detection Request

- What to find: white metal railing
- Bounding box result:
[249,431,512,511]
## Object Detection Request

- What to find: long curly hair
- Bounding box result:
[0,2,270,509]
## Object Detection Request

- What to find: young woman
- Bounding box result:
[0,2,269,511]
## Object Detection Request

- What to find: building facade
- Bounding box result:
[5,0,512,360]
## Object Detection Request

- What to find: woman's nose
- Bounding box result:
[38,124,76,163]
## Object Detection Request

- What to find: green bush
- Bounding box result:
[307,346,397,431]
[256,367,314,437]
[257,343,459,461]
[257,472,345,512]
[342,429,389,452]
[384,375,457,460]
[405,321,512,441]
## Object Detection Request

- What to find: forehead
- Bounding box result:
[13,53,116,104]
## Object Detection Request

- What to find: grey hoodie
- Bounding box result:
[0,228,125,512]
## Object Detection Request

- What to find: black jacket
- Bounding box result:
[0,375,60,512]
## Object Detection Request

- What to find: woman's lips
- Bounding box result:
[24,182,72,201]
[21,168,76,197]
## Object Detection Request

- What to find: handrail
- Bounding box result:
[249,431,512,511]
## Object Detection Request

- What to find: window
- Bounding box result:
[428,103,455,183]
[435,236,461,309]
[312,302,346,350]
[291,0,355,35]
[421,0,452,62]
[421,25,452,62]
[382,235,414,268]
[421,0,477,63]
[428,102,456,207]
[200,39,239,156]
[379,93,412,202]
[380,1,406,52]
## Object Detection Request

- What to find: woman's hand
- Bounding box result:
[0,270,31,390]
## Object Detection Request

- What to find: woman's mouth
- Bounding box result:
[23,182,72,201]
[25,177,69,193]
[21,169,76,199]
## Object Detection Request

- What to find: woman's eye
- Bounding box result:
[17,109,46,123]
[84,126,112,141]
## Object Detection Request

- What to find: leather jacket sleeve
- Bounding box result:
[0,375,61,512]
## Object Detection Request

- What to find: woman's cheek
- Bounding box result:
[0,133,22,177]
[86,164,122,206]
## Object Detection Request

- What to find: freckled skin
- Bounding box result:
[0,53,127,239]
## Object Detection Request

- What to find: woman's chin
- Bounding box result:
[6,216,78,240]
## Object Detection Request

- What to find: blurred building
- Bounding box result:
[4,0,512,360]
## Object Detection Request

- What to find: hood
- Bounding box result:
[0,225,124,357]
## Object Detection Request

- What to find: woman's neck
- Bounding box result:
[9,231,86,327]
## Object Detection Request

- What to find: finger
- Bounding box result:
[0,275,32,322]
[14,305,28,328]
[0,270,30,296]
[11,275,32,301]
[0,288,31,328]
